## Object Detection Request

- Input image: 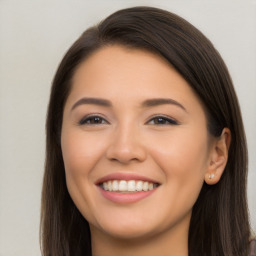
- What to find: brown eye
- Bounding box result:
[147,116,178,125]
[79,116,109,125]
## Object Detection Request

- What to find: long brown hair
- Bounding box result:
[41,6,251,255]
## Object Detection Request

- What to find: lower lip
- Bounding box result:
[98,187,158,204]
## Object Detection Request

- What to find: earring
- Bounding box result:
[209,173,215,179]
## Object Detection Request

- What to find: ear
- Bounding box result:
[205,128,231,185]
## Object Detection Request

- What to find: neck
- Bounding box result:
[90,215,190,256]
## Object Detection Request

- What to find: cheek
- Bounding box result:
[151,127,209,174]
[61,130,105,176]
[149,129,209,200]
[144,131,209,229]
[61,130,106,220]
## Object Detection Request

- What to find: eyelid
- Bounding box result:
[79,114,110,125]
[78,113,179,126]
[146,114,179,125]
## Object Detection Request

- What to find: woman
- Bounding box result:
[40,6,255,256]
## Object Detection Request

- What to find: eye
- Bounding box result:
[79,115,109,125]
[147,115,178,125]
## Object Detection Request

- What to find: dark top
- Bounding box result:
[249,239,256,256]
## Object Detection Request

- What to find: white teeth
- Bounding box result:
[119,180,127,191]
[127,180,136,192]
[101,180,158,192]
[149,183,154,191]
[136,180,143,191]
[142,181,148,191]
[112,180,119,191]
[103,182,108,191]
[107,180,112,191]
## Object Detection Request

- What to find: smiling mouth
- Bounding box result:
[99,180,160,193]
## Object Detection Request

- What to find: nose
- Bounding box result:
[105,124,147,164]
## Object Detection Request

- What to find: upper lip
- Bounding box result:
[95,172,160,185]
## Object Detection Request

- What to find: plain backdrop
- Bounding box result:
[0,0,255,255]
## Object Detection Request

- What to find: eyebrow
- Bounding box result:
[141,98,187,112]
[71,97,112,110]
[71,97,187,112]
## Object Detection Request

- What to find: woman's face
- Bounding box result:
[61,45,215,240]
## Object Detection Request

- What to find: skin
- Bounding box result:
[61,45,230,256]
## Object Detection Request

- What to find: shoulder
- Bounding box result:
[249,238,256,256]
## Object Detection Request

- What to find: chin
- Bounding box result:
[87,211,159,240]
[89,206,192,242]
[98,222,158,240]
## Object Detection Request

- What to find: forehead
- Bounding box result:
[67,45,204,114]
[73,45,173,83]
[74,46,184,91]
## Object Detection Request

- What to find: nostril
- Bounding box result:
[105,143,147,164]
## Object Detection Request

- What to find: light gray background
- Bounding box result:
[0,0,255,255]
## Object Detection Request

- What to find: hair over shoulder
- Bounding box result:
[40,6,251,256]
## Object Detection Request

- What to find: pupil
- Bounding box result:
[94,117,101,123]
[157,118,165,124]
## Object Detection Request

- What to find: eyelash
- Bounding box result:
[79,115,109,125]
[79,115,178,126]
[147,115,178,125]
